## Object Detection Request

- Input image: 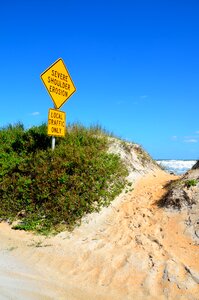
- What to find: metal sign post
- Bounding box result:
[52,135,56,151]
[52,105,56,151]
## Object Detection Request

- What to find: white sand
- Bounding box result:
[0,170,199,299]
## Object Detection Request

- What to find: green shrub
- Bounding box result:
[0,123,128,234]
[185,179,198,188]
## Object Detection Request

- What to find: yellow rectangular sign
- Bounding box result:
[41,58,76,109]
[47,108,66,137]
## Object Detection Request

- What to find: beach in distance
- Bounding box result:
[156,159,197,175]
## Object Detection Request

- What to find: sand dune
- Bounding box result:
[0,169,199,299]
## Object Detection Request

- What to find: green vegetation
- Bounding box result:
[0,123,128,234]
[185,179,198,188]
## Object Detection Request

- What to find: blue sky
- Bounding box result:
[1,0,199,159]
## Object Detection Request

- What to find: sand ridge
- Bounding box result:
[0,169,199,299]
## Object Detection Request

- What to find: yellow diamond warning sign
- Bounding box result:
[41,58,76,109]
[48,108,66,137]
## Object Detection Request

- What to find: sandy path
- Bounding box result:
[0,170,199,299]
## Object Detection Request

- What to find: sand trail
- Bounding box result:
[0,169,199,299]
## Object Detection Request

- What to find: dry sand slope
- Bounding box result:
[0,169,199,300]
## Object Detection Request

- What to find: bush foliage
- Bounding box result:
[0,123,128,234]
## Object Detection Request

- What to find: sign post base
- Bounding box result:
[52,136,55,151]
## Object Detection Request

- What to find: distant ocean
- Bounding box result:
[156,160,197,175]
